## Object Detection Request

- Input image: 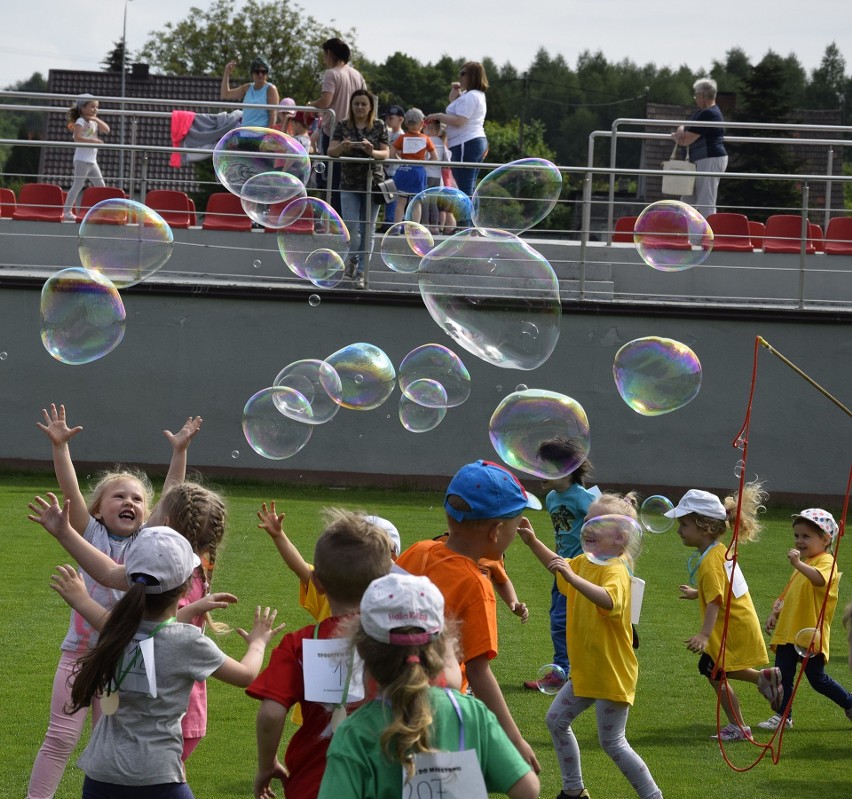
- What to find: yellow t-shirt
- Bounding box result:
[770,552,841,661]
[696,543,767,671]
[556,555,637,704]
[300,564,331,623]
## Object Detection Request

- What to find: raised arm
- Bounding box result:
[517,517,559,571]
[211,606,285,687]
[50,564,109,630]
[161,415,203,494]
[257,501,312,585]
[221,61,247,101]
[36,404,89,535]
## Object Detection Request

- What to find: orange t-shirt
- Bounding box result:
[432,533,508,585]
[392,131,436,161]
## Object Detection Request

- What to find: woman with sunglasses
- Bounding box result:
[221,56,280,128]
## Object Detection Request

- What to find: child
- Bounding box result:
[27,404,200,799]
[422,118,448,233]
[317,572,539,799]
[249,510,394,799]
[62,94,109,222]
[291,111,316,154]
[758,509,852,730]
[519,493,663,799]
[381,104,405,230]
[390,107,437,223]
[48,524,282,797]
[668,485,782,741]
[396,459,542,773]
[524,437,596,690]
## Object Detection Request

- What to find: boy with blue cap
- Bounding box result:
[396,460,542,773]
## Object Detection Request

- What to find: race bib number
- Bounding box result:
[302,638,365,704]
[119,635,158,697]
[403,750,488,799]
[724,560,748,599]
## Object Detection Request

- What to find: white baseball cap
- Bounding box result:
[125,526,200,594]
[664,489,727,520]
[360,573,444,646]
[792,508,839,540]
[364,515,401,557]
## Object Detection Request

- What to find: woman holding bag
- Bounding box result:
[671,78,727,217]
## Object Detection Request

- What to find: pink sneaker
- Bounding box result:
[757,667,783,711]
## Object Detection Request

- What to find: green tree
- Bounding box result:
[0,72,47,181]
[483,117,555,163]
[102,41,127,72]
[804,42,848,110]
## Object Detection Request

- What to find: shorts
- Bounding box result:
[698,652,726,679]
[392,164,427,196]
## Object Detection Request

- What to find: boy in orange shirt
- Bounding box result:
[390,107,437,223]
[396,459,541,773]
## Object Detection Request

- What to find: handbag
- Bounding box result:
[372,176,397,205]
[661,143,696,196]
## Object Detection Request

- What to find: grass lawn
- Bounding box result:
[2,470,850,798]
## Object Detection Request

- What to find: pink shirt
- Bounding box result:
[178,569,208,738]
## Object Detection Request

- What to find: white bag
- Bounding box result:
[661,143,696,196]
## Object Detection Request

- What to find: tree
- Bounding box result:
[103,41,127,72]
[0,72,47,181]
[804,42,848,110]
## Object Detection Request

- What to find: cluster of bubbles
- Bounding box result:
[633,200,714,271]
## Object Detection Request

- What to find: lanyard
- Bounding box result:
[444,688,466,751]
[687,541,720,586]
[113,617,176,691]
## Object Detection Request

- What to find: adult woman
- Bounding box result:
[672,78,727,217]
[220,56,280,128]
[430,61,489,197]
[327,89,389,289]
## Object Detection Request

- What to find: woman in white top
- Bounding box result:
[429,61,488,197]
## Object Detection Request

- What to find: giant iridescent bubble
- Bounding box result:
[40,268,126,364]
[321,343,396,410]
[380,222,434,273]
[277,197,350,286]
[613,337,702,416]
[78,199,173,289]
[472,158,562,234]
[273,359,342,425]
[398,344,471,408]
[489,389,590,478]
[242,386,313,459]
[213,127,310,195]
[418,228,561,370]
[405,187,472,229]
[240,171,307,228]
[634,200,714,271]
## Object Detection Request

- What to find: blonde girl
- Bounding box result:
[518,493,663,799]
[62,94,109,221]
[758,509,852,730]
[669,483,781,742]
[317,573,539,799]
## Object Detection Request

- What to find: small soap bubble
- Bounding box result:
[354,374,364,385]
[242,386,313,460]
[380,222,434,273]
[634,200,714,271]
[489,389,590,479]
[273,359,341,425]
[640,495,675,534]
[213,127,310,195]
[613,337,702,416]
[399,382,448,433]
[515,383,528,392]
[313,161,327,175]
[734,459,745,479]
[582,515,642,565]
[322,343,396,410]
[794,627,822,658]
[535,663,566,695]
[398,344,471,408]
[734,436,746,450]
[0,352,7,361]
[308,294,321,307]
[253,259,262,269]
[231,450,240,459]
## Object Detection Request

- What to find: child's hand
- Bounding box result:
[237,606,286,648]
[678,585,698,600]
[685,632,708,653]
[199,592,239,614]
[517,516,536,545]
[765,611,779,633]
[257,501,285,539]
[787,548,802,566]
[28,493,74,539]
[163,416,203,452]
[50,564,87,605]
[510,601,529,623]
[547,555,571,580]
[37,404,82,447]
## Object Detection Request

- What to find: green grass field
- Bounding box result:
[2,471,850,798]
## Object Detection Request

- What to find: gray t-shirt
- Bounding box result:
[77,621,226,785]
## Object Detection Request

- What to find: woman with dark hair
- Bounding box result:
[221,56,280,128]
[429,61,489,197]
[327,89,389,288]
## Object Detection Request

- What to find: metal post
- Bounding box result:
[119,0,132,191]
[128,116,138,200]
[799,182,809,310]
[824,148,833,231]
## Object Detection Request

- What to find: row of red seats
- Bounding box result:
[614,213,852,255]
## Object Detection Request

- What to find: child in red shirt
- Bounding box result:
[391,107,437,223]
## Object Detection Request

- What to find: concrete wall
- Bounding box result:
[1,274,849,503]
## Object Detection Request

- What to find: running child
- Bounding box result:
[62,94,109,222]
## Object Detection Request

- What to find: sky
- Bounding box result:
[2,0,850,91]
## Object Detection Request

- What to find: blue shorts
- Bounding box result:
[393,164,427,196]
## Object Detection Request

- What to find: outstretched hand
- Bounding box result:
[28,493,74,539]
[257,501,285,539]
[36,404,82,447]
[236,606,286,648]
[517,516,536,545]
[163,416,203,452]
[50,564,87,606]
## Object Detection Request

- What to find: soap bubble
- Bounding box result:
[213,127,310,195]
[239,171,307,228]
[308,294,321,307]
[242,386,313,459]
[0,352,7,361]
[534,664,566,695]
[321,343,396,410]
[273,359,341,425]
[380,222,434,273]
[78,199,173,289]
[405,187,472,228]
[231,450,240,459]
[613,337,702,416]
[418,228,561,370]
[634,200,714,271]
[40,268,126,365]
[581,514,642,565]
[489,389,590,478]
[252,259,262,269]
[398,344,471,408]
[399,380,448,432]
[277,198,350,284]
[639,495,675,534]
[734,459,745,479]
[313,160,327,175]
[794,627,822,657]
[472,158,562,234]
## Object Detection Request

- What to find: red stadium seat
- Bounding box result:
[202,192,251,231]
[823,216,852,256]
[12,183,64,222]
[144,189,193,229]
[706,213,753,252]
[75,186,127,221]
[748,220,765,250]
[0,187,15,218]
[612,216,637,243]
[763,215,816,254]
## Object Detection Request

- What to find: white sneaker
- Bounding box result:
[756,713,793,731]
[63,212,77,222]
[757,667,783,711]
[710,723,752,742]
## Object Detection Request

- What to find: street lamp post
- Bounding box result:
[119,0,131,191]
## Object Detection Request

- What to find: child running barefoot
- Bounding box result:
[519,493,663,799]
[668,485,782,742]
[49,525,282,798]
[758,509,852,730]
[317,573,539,799]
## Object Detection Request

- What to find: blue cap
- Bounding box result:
[444,460,542,522]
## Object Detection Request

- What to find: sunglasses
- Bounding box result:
[252,69,268,75]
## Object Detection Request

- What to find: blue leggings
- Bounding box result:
[774,643,852,717]
[449,137,487,198]
[550,579,569,671]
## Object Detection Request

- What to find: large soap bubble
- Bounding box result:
[581,514,642,565]
[634,200,714,271]
[78,199,173,289]
[273,359,342,425]
[489,389,590,478]
[398,380,448,432]
[639,495,675,534]
[380,222,434,273]
[321,343,396,410]
[242,386,313,459]
[213,127,310,195]
[472,158,562,234]
[613,337,702,416]
[240,171,307,228]
[418,228,561,370]
[398,344,471,408]
[534,664,567,695]
[40,268,126,364]
[405,187,472,230]
[277,197,350,285]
